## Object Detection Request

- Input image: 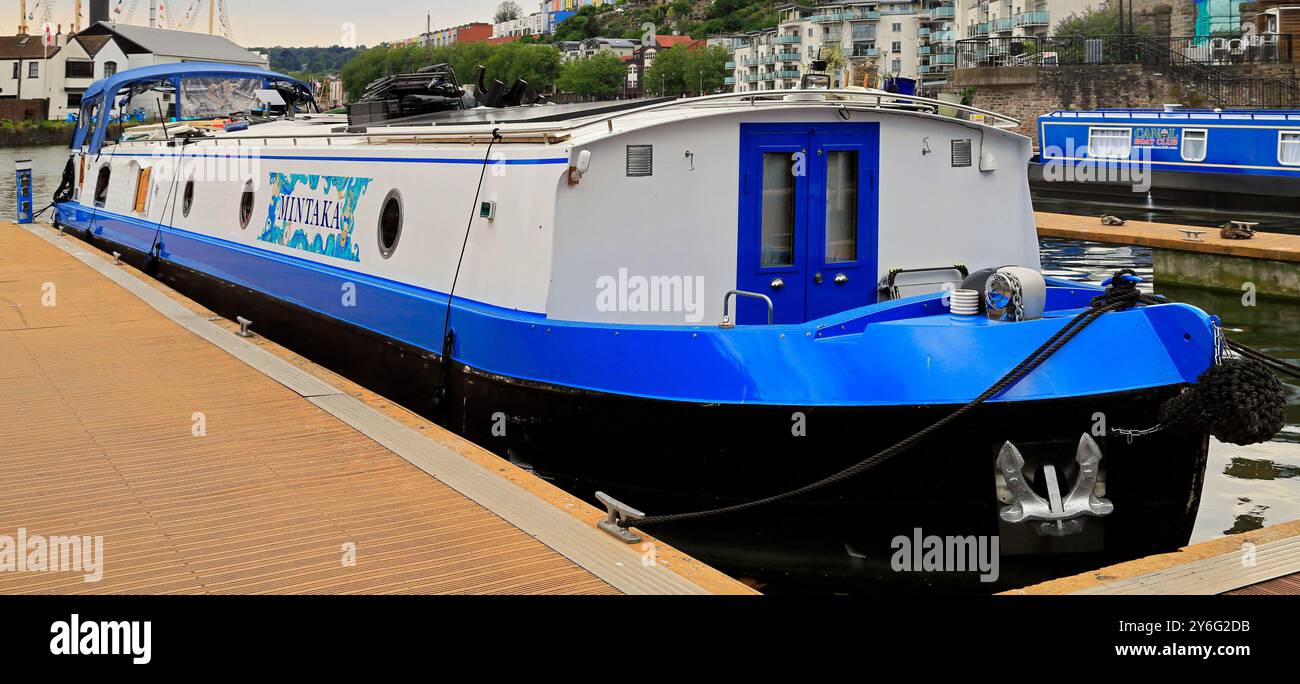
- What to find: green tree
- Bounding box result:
[557,53,628,98]
[1054,6,1146,38]
[645,45,730,96]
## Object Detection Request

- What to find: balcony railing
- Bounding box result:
[1014,11,1049,27]
[992,17,1014,31]
[725,76,736,85]
[775,70,801,79]
[775,34,802,44]
[777,51,801,61]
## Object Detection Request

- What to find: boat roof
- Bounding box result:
[1043,108,1300,122]
[84,62,307,100]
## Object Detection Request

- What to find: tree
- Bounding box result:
[645,45,730,96]
[557,53,628,98]
[1054,6,1146,38]
[494,1,522,25]
[340,42,564,102]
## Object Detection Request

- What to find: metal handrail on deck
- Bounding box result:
[720,289,775,328]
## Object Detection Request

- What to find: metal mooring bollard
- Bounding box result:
[236,317,254,338]
[14,159,34,225]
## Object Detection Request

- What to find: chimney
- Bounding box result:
[90,0,111,26]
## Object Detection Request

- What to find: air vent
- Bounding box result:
[951,139,972,168]
[626,145,653,177]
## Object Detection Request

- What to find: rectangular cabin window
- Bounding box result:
[760,152,796,268]
[134,167,152,214]
[824,151,858,264]
[1280,132,1300,166]
[1087,127,1132,159]
[1181,129,1208,162]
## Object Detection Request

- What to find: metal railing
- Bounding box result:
[958,34,1295,69]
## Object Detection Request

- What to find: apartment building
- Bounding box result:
[956,0,1099,41]
[727,1,960,94]
[492,1,577,39]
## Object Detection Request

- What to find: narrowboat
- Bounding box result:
[1031,107,1300,214]
[49,63,1272,590]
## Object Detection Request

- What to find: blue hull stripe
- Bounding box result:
[56,204,1216,407]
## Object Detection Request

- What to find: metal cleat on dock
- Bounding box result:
[1178,228,1206,242]
[996,434,1114,538]
[595,491,645,544]
[236,316,254,338]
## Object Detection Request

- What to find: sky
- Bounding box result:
[2,0,510,48]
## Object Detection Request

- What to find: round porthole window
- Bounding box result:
[377,190,403,259]
[182,179,195,217]
[238,181,255,230]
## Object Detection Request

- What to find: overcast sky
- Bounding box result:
[3,0,511,47]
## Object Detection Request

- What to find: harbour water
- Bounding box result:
[4,144,1298,576]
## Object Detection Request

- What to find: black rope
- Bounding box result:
[438,128,503,414]
[620,282,1143,530]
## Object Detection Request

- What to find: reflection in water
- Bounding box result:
[1040,236,1300,543]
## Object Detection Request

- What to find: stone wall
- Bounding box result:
[948,62,1300,145]
[1129,0,1198,37]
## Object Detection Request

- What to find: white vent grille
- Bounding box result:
[626,145,653,177]
[951,139,972,167]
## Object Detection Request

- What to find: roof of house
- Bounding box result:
[77,22,264,64]
[74,34,114,57]
[0,35,63,59]
[655,35,700,49]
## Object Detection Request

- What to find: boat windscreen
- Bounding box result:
[179,76,263,119]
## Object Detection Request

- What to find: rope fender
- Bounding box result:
[1159,357,1288,447]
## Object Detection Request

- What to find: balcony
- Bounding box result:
[928,7,956,19]
[852,46,879,58]
[725,61,736,69]
[775,34,801,44]
[775,70,801,79]
[1014,11,1049,27]
[993,17,1014,31]
[725,76,736,85]
[777,51,801,61]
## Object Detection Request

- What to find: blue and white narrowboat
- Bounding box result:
[49,63,1283,589]
[1033,107,1300,212]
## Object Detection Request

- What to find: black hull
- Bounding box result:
[64,225,1212,593]
[1028,161,1300,216]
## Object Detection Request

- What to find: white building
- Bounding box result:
[2,21,270,121]
[728,1,960,94]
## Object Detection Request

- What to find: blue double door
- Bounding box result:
[737,123,879,324]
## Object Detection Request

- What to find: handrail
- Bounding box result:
[720,290,774,328]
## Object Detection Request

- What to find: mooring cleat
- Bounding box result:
[595,491,644,544]
[996,434,1114,537]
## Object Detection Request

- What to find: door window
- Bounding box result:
[761,152,797,267]
[824,150,859,264]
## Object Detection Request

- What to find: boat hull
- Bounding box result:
[61,222,1212,592]
[1028,160,1300,215]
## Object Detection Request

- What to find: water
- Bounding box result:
[6,144,1298,573]
[0,145,70,219]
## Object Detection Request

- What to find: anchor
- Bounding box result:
[996,434,1114,537]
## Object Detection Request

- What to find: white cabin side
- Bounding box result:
[547,105,1039,326]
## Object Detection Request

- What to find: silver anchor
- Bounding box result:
[996,434,1114,537]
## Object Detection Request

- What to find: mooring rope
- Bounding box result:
[617,270,1293,530]
[619,273,1145,530]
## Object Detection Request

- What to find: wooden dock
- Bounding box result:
[1006,518,1300,595]
[1037,211,1300,299]
[0,220,754,596]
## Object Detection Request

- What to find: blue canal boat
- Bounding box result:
[1032,107,1300,212]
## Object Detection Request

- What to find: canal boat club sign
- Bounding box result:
[1131,126,1181,148]
[259,172,372,262]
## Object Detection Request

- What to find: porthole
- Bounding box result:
[94,166,111,207]
[377,190,403,259]
[238,181,255,230]
[182,179,195,217]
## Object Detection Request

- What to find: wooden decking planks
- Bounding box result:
[1036,211,1300,263]
[0,220,736,595]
